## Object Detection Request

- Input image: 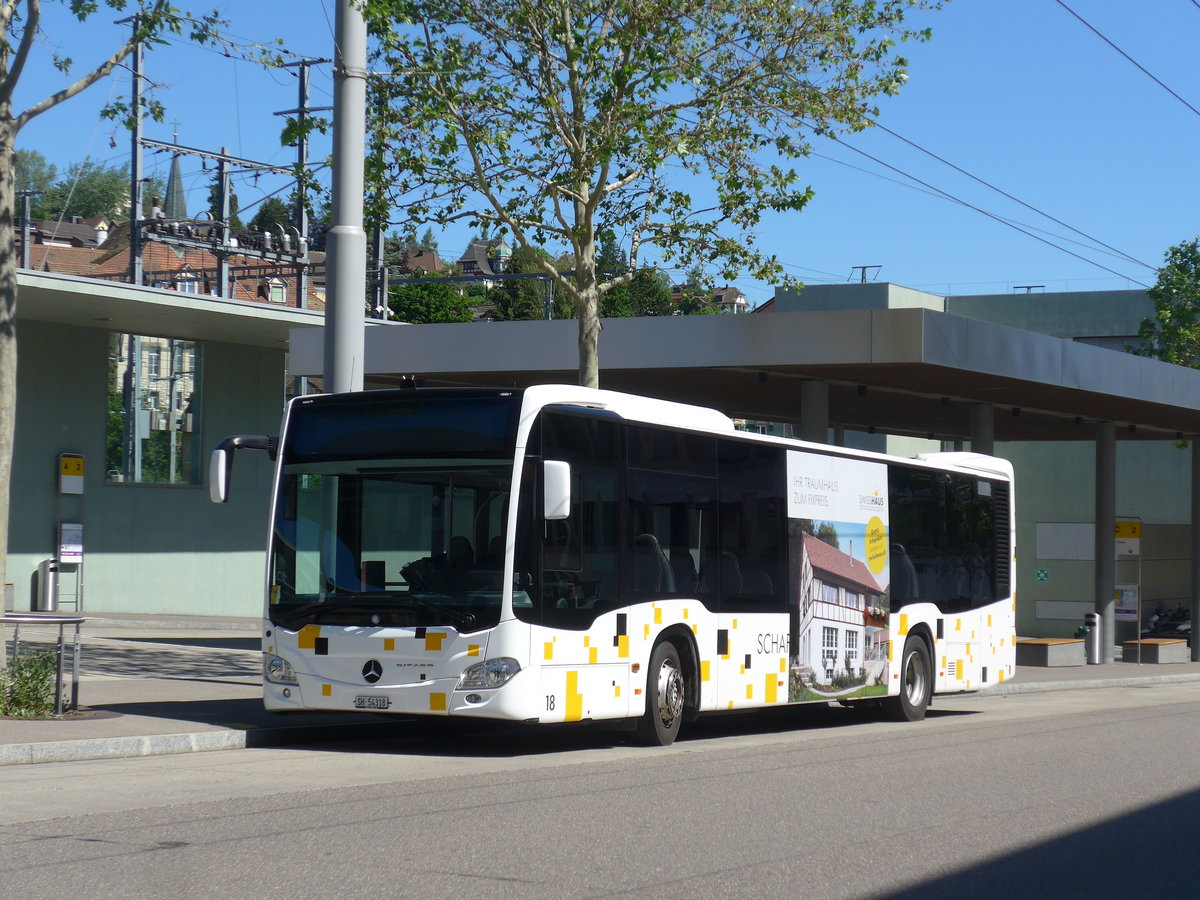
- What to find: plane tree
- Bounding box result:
[362,0,937,387]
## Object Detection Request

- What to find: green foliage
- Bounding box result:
[142,173,166,215]
[603,268,675,317]
[15,151,166,223]
[105,334,125,474]
[14,150,57,213]
[795,519,840,549]
[388,281,475,323]
[815,522,840,549]
[362,0,936,382]
[675,283,719,316]
[595,230,628,281]
[492,245,555,321]
[207,175,243,231]
[247,196,292,233]
[22,158,128,220]
[383,227,442,272]
[1,649,56,718]
[1137,238,1200,367]
[139,429,185,484]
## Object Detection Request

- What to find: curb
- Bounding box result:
[0,720,410,767]
[980,670,1200,696]
[80,616,261,633]
[7,673,1200,766]
[0,730,249,766]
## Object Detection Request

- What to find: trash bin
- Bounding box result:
[36,559,59,612]
[1084,611,1102,665]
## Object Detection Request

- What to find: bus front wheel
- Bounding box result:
[886,635,932,722]
[636,641,685,746]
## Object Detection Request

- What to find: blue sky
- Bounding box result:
[16,0,1200,306]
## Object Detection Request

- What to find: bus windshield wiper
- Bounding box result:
[275,594,470,629]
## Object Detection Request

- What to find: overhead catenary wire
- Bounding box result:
[829,135,1150,289]
[1053,0,1200,119]
[866,120,1153,271]
[811,149,1153,270]
[675,14,1154,289]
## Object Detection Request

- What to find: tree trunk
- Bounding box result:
[0,118,17,667]
[577,281,601,389]
[575,227,600,389]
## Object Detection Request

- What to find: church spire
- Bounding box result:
[163,153,187,221]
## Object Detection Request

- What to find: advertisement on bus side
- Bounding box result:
[786,451,891,703]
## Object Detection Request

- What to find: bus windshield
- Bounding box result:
[268,392,521,631]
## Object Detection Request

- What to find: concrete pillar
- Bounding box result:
[799,380,830,444]
[1095,422,1116,664]
[970,404,994,456]
[1192,441,1200,662]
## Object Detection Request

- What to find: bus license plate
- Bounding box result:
[354,695,390,710]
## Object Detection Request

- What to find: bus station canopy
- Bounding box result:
[287,307,1200,443]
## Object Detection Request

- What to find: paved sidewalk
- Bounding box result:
[0,614,411,766]
[3,613,1199,766]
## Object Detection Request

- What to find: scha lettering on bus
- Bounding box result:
[757,634,789,654]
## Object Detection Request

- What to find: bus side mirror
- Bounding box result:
[209,434,277,504]
[209,447,232,504]
[543,459,571,520]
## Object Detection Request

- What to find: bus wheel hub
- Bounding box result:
[657,662,684,724]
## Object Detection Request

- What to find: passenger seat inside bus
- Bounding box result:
[633,533,675,593]
[670,547,697,594]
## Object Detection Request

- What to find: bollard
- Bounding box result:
[1085,612,1102,664]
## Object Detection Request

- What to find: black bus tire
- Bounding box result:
[635,640,686,746]
[886,635,932,722]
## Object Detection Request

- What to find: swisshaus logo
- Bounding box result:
[859,491,886,511]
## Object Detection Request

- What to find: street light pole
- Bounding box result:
[324,0,369,394]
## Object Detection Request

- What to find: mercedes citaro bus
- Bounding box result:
[212,385,1015,745]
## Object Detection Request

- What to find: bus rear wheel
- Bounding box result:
[636,641,685,746]
[886,635,932,722]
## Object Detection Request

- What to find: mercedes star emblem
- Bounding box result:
[362,659,383,683]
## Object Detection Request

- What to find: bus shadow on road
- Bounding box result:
[274,702,982,758]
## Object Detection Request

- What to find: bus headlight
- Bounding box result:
[457,657,521,690]
[264,654,298,685]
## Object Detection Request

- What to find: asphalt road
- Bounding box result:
[3,682,1200,899]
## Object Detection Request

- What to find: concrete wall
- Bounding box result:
[1000,439,1193,637]
[8,319,282,616]
[772,281,1188,640]
[773,282,945,313]
[948,290,1151,340]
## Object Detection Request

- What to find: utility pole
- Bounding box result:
[124,14,144,287]
[371,224,389,319]
[274,59,331,309]
[216,148,232,298]
[16,191,36,269]
[849,265,881,284]
[324,0,368,393]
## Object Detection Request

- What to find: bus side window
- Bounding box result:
[537,411,623,628]
[716,439,785,612]
[625,426,717,606]
[888,466,1000,613]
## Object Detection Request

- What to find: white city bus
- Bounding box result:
[212,385,1015,745]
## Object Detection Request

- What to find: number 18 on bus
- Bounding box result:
[211,385,1015,745]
